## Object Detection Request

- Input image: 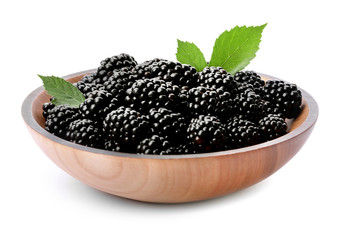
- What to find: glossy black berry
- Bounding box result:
[259,114,287,141]
[226,117,261,149]
[79,90,116,124]
[103,107,150,152]
[187,115,227,153]
[137,135,174,155]
[148,108,187,143]
[96,53,137,80]
[262,80,302,118]
[187,86,236,118]
[133,59,198,87]
[44,105,81,137]
[125,78,180,113]
[101,69,138,101]
[65,119,102,148]
[199,67,238,92]
[234,71,265,93]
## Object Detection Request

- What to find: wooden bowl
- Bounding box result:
[22,70,318,203]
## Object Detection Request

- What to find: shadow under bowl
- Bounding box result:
[22,70,318,203]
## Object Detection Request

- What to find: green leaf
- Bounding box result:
[209,23,267,75]
[38,75,85,108]
[176,39,208,72]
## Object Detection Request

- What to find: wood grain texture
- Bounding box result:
[22,70,318,203]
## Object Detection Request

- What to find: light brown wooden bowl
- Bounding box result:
[22,70,318,203]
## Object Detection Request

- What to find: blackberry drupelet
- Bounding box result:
[198,66,238,92]
[65,119,102,148]
[234,71,265,93]
[79,90,116,124]
[226,117,261,149]
[125,78,180,113]
[96,53,137,80]
[44,105,81,137]
[187,115,227,153]
[136,135,174,155]
[149,108,187,143]
[259,114,287,141]
[262,80,302,118]
[103,107,150,152]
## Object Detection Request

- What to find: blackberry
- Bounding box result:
[42,102,55,119]
[44,105,81,137]
[149,108,187,143]
[187,115,227,153]
[65,119,102,148]
[262,80,302,118]
[199,67,238,92]
[174,144,197,154]
[259,114,287,141]
[103,107,150,152]
[234,71,265,93]
[125,78,180,113]
[235,88,265,122]
[101,69,138,100]
[96,53,137,80]
[75,81,99,95]
[149,60,198,87]
[81,72,97,83]
[104,140,122,152]
[79,90,116,123]
[133,59,198,87]
[137,135,174,155]
[226,117,261,149]
[187,86,232,117]
[132,58,166,79]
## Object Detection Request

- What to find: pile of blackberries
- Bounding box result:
[43,53,302,155]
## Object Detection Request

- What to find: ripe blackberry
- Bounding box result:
[133,59,198,87]
[44,105,81,137]
[199,67,238,92]
[149,108,187,143]
[79,90,116,123]
[103,107,150,152]
[104,140,122,152]
[226,117,261,149]
[259,114,287,141]
[262,80,302,118]
[132,58,166,79]
[101,69,138,100]
[150,60,198,87]
[65,119,102,148]
[234,71,265,93]
[187,115,227,153]
[96,53,137,80]
[42,102,55,119]
[187,86,232,117]
[125,78,180,113]
[137,135,174,155]
[174,144,197,154]
[75,81,99,95]
[235,88,265,122]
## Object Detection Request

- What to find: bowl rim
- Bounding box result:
[22,69,319,159]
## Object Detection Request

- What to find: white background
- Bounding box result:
[0,0,343,239]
